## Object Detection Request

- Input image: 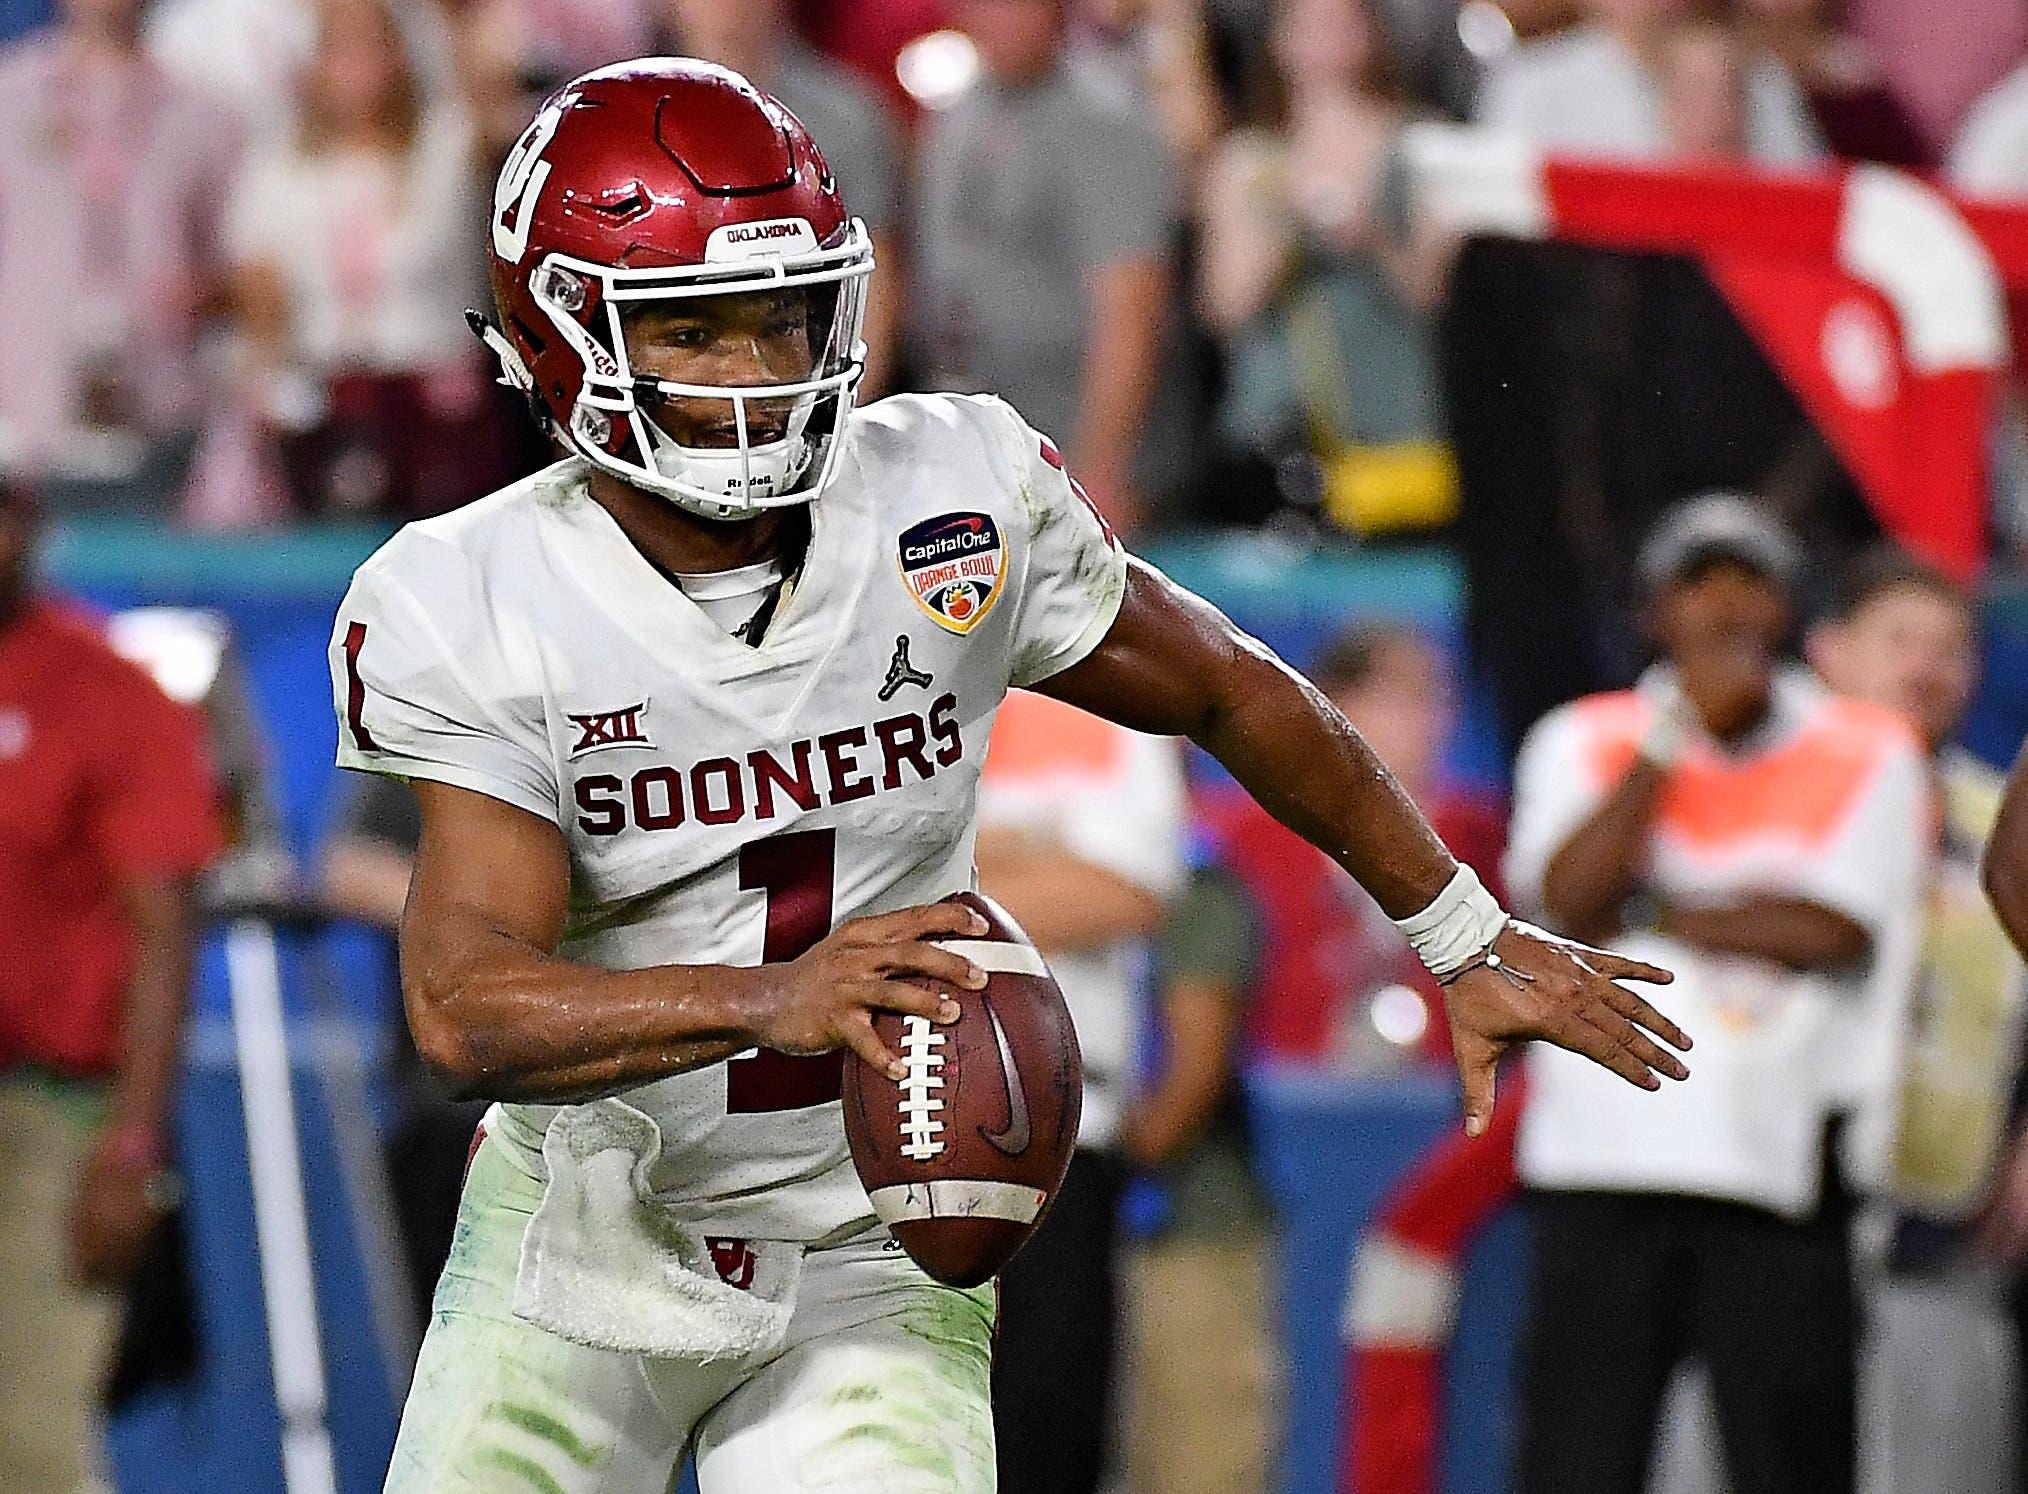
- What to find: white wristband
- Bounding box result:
[1393,864,1509,980]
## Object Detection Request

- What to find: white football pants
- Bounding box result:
[384,1137,997,1493]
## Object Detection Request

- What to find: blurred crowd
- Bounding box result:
[10,1,2028,1492]
[6,0,2028,545]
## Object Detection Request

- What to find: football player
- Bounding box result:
[331,58,1688,1494]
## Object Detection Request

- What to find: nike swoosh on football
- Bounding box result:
[980,1000,1032,1156]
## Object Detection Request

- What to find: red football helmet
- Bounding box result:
[476,58,873,519]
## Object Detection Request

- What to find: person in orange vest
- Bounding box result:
[1506,494,1930,1494]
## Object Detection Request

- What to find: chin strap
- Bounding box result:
[467,309,537,396]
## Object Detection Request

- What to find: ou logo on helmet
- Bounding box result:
[493,105,564,264]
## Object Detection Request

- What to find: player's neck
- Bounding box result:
[588,471,795,577]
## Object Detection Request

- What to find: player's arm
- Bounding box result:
[1034,559,1689,1135]
[1985,739,2028,958]
[1543,771,1869,967]
[1655,898,1869,972]
[399,780,986,1104]
[1538,755,1670,941]
[70,872,202,1284]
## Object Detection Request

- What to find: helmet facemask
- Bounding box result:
[524,221,873,521]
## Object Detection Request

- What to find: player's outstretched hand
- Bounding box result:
[1441,921,1687,1138]
[746,903,989,1080]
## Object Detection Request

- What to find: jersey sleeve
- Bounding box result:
[329,542,561,824]
[982,399,1130,688]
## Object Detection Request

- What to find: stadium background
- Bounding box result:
[54,535,2028,1492]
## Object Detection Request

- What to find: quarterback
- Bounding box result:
[330,59,1687,1494]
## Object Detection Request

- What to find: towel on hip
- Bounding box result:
[512,1097,802,1361]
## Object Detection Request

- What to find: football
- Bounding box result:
[842,890,1082,1288]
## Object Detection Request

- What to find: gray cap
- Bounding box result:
[1637,492,1801,599]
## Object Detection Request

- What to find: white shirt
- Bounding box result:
[328,393,1128,1241]
[672,558,786,638]
[227,107,484,376]
[977,691,1187,1149]
[1475,24,1825,166]
[146,0,459,136]
[145,0,318,135]
[1505,667,1929,1216]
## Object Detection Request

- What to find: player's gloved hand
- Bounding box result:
[745,903,990,1081]
[1440,921,1687,1138]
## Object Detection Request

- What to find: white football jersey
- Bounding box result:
[329,393,1127,1241]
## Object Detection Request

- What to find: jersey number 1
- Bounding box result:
[340,621,380,752]
[726,828,845,1112]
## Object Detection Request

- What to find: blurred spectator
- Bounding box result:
[1505,495,1929,1494]
[318,773,485,1332]
[915,0,1175,534]
[1737,0,1928,165]
[144,0,317,135]
[1654,16,1749,160]
[443,0,648,172]
[147,0,461,138]
[1074,0,1226,169]
[1846,0,2026,164]
[1064,0,1224,528]
[1122,856,1277,1494]
[1949,55,2028,196]
[1809,548,2022,1494]
[227,0,512,520]
[0,0,243,515]
[1994,727,2028,1491]
[0,474,221,1488]
[1991,744,2028,1002]
[1197,619,1505,1065]
[456,0,648,103]
[652,0,906,396]
[1339,1069,1525,1494]
[976,688,1187,1494]
[1474,0,1822,163]
[1195,0,1458,538]
[795,0,947,117]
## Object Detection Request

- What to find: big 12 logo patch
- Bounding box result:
[898,512,1006,635]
